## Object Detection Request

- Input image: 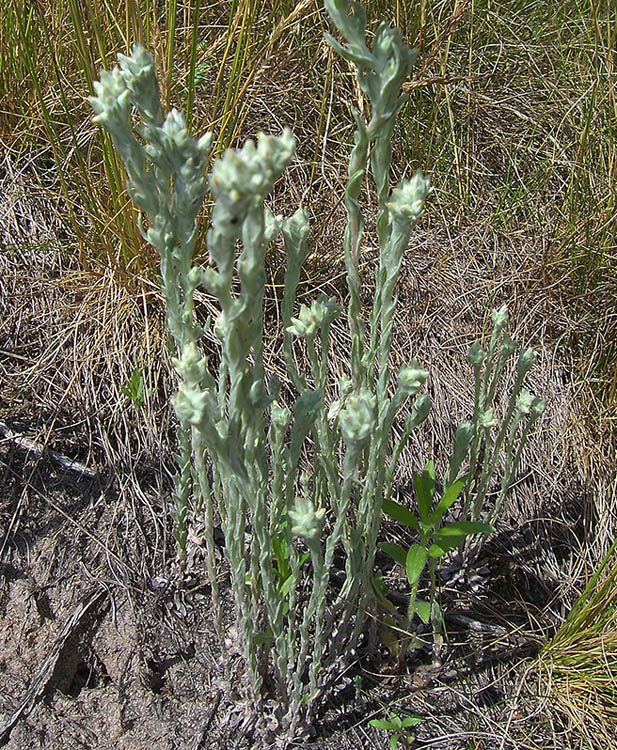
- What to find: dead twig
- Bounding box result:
[0,420,97,478]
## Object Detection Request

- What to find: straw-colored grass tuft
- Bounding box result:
[536,531,617,749]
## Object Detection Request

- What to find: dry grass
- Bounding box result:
[535,534,617,748]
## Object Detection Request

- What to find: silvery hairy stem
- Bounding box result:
[88,0,544,736]
[324,0,431,645]
[460,307,545,525]
[89,47,212,573]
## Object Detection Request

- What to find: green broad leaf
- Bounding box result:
[382,498,420,531]
[390,734,399,750]
[430,537,461,555]
[407,634,425,650]
[369,719,397,730]
[278,551,310,599]
[255,631,273,646]
[439,521,494,537]
[299,551,310,566]
[379,542,408,567]
[121,367,147,407]
[413,460,435,524]
[405,544,428,586]
[278,575,294,599]
[414,599,431,624]
[424,459,436,488]
[433,521,494,554]
[271,535,289,577]
[429,476,467,524]
[400,715,423,727]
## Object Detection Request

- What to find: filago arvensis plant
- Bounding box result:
[89,0,544,736]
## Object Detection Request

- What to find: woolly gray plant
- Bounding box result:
[89,0,544,737]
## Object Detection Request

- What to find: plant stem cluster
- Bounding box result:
[89,0,544,736]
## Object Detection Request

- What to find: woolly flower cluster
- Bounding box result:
[387,170,432,227]
[209,130,296,225]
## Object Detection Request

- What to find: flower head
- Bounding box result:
[397,362,428,397]
[491,305,509,332]
[516,389,534,414]
[289,498,325,543]
[209,130,296,229]
[517,348,537,377]
[468,341,487,367]
[387,170,431,227]
[287,296,341,339]
[338,389,376,445]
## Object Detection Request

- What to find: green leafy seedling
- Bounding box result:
[256,531,311,645]
[120,367,151,409]
[381,461,493,650]
[370,711,423,749]
[272,531,310,609]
